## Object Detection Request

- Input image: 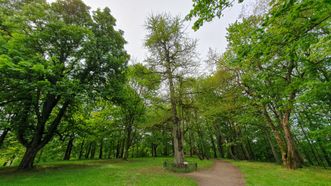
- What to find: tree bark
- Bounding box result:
[265,130,281,163]
[0,128,9,148]
[282,111,303,169]
[262,105,288,167]
[298,117,323,166]
[17,100,70,170]
[115,140,120,158]
[210,134,217,158]
[123,124,132,160]
[120,139,125,158]
[99,139,103,159]
[63,137,74,160]
[90,142,96,159]
[318,141,331,167]
[216,132,224,158]
[78,140,85,160]
[107,141,112,159]
[151,143,158,157]
[85,142,92,159]
[166,61,184,167]
[18,146,39,170]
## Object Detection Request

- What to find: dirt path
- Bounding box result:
[187,160,245,186]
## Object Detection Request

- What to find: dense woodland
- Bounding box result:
[0,0,330,171]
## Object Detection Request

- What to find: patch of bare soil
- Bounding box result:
[187,160,245,186]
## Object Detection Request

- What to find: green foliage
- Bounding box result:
[186,0,244,30]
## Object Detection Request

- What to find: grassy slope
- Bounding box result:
[230,160,331,186]
[0,158,213,186]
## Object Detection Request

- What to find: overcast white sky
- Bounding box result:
[49,0,254,62]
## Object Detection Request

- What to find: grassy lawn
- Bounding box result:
[0,157,213,186]
[230,160,331,186]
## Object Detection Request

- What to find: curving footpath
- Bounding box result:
[187,160,245,186]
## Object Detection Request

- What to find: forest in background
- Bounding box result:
[0,0,330,171]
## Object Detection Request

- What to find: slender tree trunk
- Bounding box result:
[318,141,331,167]
[246,139,255,160]
[0,129,9,148]
[90,142,96,159]
[99,139,103,159]
[163,140,169,156]
[242,143,251,160]
[78,140,85,160]
[85,142,92,159]
[298,118,323,166]
[188,131,193,157]
[210,134,217,158]
[63,137,74,160]
[123,124,132,160]
[162,129,169,156]
[151,143,158,157]
[262,105,288,166]
[107,141,112,159]
[120,139,125,158]
[115,140,120,158]
[265,130,280,163]
[228,145,237,160]
[216,132,224,158]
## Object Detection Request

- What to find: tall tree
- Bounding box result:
[0,0,128,170]
[144,14,197,167]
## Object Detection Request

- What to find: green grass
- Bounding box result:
[0,157,213,186]
[230,160,331,186]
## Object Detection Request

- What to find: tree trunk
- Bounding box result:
[298,118,323,166]
[165,56,185,167]
[228,145,237,160]
[78,140,85,160]
[246,139,255,160]
[0,128,9,148]
[282,112,303,169]
[115,140,120,158]
[85,142,92,159]
[99,139,103,159]
[265,130,280,163]
[107,141,112,159]
[163,140,169,156]
[318,141,331,167]
[242,143,251,160]
[18,146,39,170]
[210,134,217,159]
[123,124,132,160]
[262,105,288,166]
[63,137,74,160]
[216,132,224,158]
[17,100,70,170]
[120,139,125,158]
[188,131,193,157]
[172,123,184,166]
[90,142,96,159]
